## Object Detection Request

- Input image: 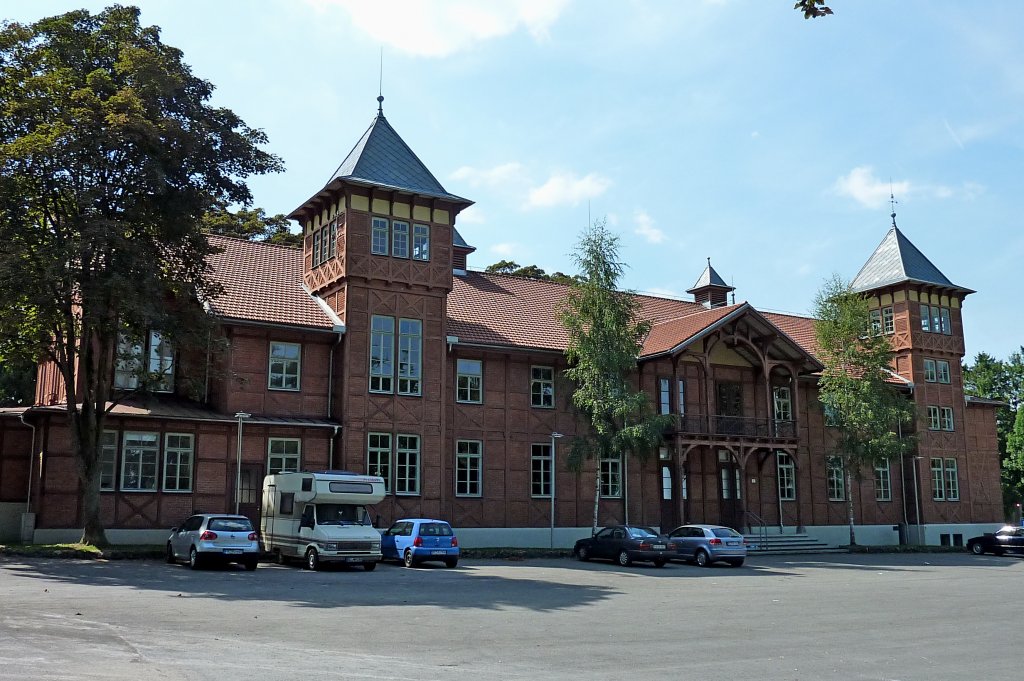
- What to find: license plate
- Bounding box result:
[727,541,740,546]
[430,550,446,555]
[652,544,666,550]
[223,549,243,555]
[345,557,363,562]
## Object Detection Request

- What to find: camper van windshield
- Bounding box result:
[315,504,368,526]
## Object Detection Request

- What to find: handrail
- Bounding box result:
[672,413,797,439]
[744,510,768,550]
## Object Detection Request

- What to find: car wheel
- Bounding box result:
[403,549,417,568]
[576,546,590,562]
[165,543,176,564]
[727,558,744,567]
[363,561,378,572]
[305,548,320,571]
[653,558,667,568]
[695,549,710,567]
[275,550,290,566]
[189,547,202,570]
[444,558,458,569]
[243,558,258,571]
[617,550,632,567]
[970,542,985,556]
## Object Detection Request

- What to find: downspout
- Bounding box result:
[19,413,36,513]
[328,425,341,470]
[327,331,344,418]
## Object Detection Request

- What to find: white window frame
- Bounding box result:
[268,342,301,391]
[931,306,942,336]
[874,459,891,502]
[931,457,959,501]
[148,331,174,393]
[941,406,955,431]
[327,219,337,260]
[773,386,792,422]
[777,451,796,501]
[455,440,482,497]
[869,309,882,335]
[927,405,940,431]
[937,360,951,384]
[313,229,322,267]
[163,433,194,493]
[371,216,389,255]
[677,379,686,416]
[658,377,671,415]
[531,443,552,498]
[456,359,483,404]
[600,456,622,498]
[940,307,952,335]
[268,438,301,473]
[826,456,845,501]
[368,433,392,494]
[369,315,395,393]
[920,303,931,332]
[881,306,894,335]
[531,366,554,408]
[397,318,422,396]
[412,223,430,261]
[923,358,937,383]
[120,431,159,492]
[392,220,410,258]
[100,430,118,491]
[114,335,143,389]
[395,434,420,496]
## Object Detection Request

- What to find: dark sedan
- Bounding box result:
[573,525,675,567]
[967,525,1024,556]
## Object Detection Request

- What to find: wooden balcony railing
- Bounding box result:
[671,414,797,439]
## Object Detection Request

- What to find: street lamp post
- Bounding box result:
[911,455,922,543]
[234,412,251,515]
[550,432,564,549]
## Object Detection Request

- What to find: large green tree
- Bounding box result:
[0,355,36,407]
[813,276,915,545]
[485,259,577,285]
[0,6,281,546]
[558,220,672,534]
[202,200,301,247]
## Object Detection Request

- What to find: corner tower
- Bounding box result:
[287,97,473,515]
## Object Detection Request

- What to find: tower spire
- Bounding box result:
[377,47,384,115]
[889,181,898,228]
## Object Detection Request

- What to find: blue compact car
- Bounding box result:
[381,518,460,568]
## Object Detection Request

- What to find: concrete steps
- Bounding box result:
[743,532,847,555]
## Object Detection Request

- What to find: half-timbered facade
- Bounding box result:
[0,99,1004,547]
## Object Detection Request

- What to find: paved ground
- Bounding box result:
[0,552,1018,680]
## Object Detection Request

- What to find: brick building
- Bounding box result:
[0,100,1005,547]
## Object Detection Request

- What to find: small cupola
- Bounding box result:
[452,227,475,275]
[687,258,734,308]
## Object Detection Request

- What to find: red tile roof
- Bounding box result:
[447,272,706,351]
[205,236,334,330]
[762,311,821,360]
[641,304,744,357]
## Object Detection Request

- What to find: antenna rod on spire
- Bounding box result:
[377,48,384,115]
[889,180,898,228]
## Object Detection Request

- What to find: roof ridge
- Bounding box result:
[650,302,743,327]
[207,234,302,251]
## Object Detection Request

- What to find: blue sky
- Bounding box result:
[7,0,1023,361]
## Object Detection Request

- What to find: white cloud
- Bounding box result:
[632,210,665,244]
[526,172,612,209]
[489,242,518,257]
[833,166,984,209]
[457,205,485,224]
[450,162,528,188]
[307,0,570,57]
[833,166,908,209]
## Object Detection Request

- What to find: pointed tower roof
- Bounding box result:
[851,225,973,294]
[289,97,472,220]
[686,258,734,294]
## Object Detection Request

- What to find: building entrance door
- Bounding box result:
[232,463,264,526]
[718,451,743,529]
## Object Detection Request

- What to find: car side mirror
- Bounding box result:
[170,527,178,533]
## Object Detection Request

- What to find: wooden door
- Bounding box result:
[233,463,264,525]
[717,451,743,529]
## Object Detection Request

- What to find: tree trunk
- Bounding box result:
[846,465,856,547]
[591,465,601,536]
[71,406,109,547]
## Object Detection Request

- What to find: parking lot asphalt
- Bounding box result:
[0,552,1019,680]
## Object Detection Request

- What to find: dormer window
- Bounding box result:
[114,331,174,392]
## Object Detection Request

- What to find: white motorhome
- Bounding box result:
[261,471,386,571]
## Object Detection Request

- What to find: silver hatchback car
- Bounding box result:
[166,514,260,570]
[666,524,747,567]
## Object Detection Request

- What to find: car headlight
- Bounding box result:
[371,542,380,551]
[324,542,338,551]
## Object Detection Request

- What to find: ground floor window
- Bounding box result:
[932,457,960,501]
[100,431,118,491]
[874,460,891,501]
[826,456,845,501]
[777,452,796,501]
[163,434,194,492]
[600,456,622,498]
[531,443,552,497]
[395,434,420,495]
[368,433,392,493]
[268,438,301,474]
[121,432,159,491]
[455,440,482,497]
